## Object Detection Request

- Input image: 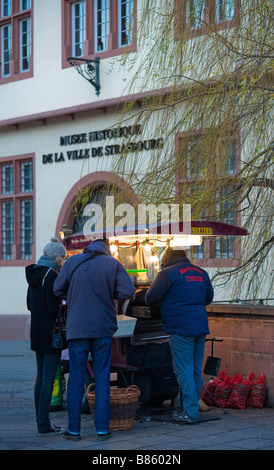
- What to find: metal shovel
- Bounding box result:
[204,337,223,376]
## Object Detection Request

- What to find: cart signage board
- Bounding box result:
[62,221,248,251]
[191,227,213,235]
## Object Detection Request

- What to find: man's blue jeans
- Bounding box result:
[67,337,112,434]
[169,334,206,422]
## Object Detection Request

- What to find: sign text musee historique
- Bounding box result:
[42,125,164,164]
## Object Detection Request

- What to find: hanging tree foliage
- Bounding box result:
[108,0,273,301]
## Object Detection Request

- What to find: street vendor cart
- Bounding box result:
[60,220,248,410]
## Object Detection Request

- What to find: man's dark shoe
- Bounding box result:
[172,411,198,424]
[97,431,112,441]
[63,430,81,440]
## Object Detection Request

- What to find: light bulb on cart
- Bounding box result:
[110,243,118,253]
[144,243,151,252]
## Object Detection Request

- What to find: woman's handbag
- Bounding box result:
[52,303,67,350]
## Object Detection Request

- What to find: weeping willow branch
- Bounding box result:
[90,0,274,300]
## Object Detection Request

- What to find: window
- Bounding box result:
[224,135,237,175]
[72,1,86,57]
[0,155,34,264]
[19,17,31,72]
[213,188,237,258]
[94,0,109,52]
[119,0,134,47]
[0,0,33,83]
[20,161,33,192]
[216,0,235,23]
[212,135,238,259]
[1,0,12,17]
[0,23,11,77]
[186,0,205,30]
[175,0,239,38]
[2,163,13,194]
[2,201,13,259]
[62,0,137,67]
[20,0,31,10]
[176,130,240,265]
[21,199,33,259]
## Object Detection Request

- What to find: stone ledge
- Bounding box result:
[207,303,274,319]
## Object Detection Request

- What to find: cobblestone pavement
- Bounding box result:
[0,340,274,456]
[0,313,273,459]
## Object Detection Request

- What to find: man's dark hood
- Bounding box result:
[161,248,190,268]
[163,256,190,268]
[83,239,111,257]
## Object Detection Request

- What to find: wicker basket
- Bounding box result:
[86,384,140,431]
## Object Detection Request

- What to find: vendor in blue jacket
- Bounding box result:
[53,238,136,441]
[145,247,214,424]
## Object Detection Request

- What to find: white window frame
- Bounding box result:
[186,0,205,30]
[224,136,237,175]
[71,1,86,57]
[215,190,236,258]
[1,0,12,18]
[19,17,31,72]
[118,0,134,48]
[94,0,109,53]
[20,0,31,12]
[20,161,33,192]
[2,163,13,194]
[21,199,33,259]
[2,201,14,260]
[1,23,12,77]
[216,0,235,23]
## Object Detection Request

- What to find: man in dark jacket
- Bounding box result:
[145,248,213,424]
[53,238,136,441]
[26,237,66,435]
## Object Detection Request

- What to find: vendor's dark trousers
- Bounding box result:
[35,351,61,433]
[67,337,112,435]
[169,334,206,422]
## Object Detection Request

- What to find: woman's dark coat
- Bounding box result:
[26,265,59,353]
